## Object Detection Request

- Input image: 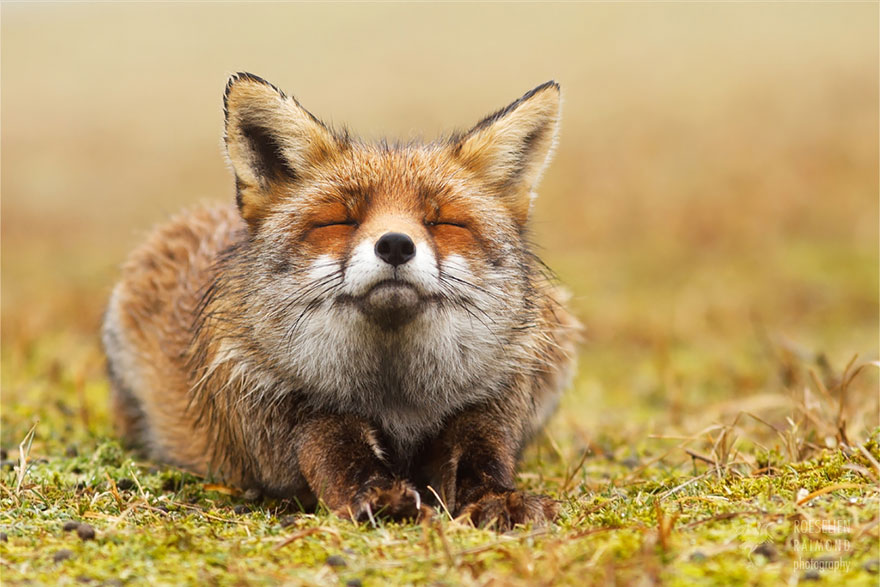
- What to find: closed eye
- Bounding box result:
[313,220,358,228]
[426,220,468,229]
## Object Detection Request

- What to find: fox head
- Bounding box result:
[219,73,561,441]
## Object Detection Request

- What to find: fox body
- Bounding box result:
[103,73,578,528]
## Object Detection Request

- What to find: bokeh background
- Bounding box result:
[2,3,877,445]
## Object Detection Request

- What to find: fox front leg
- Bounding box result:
[431,405,558,531]
[294,414,425,523]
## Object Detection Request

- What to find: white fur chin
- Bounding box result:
[364,283,419,312]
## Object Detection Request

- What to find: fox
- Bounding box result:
[102,72,579,529]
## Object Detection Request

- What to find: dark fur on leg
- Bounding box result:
[425,398,558,530]
[294,414,426,522]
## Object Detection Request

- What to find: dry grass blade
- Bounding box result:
[857,444,880,477]
[561,448,591,495]
[653,501,679,553]
[659,472,710,500]
[426,485,453,521]
[684,449,716,466]
[14,421,38,495]
[707,416,741,477]
[104,472,124,507]
[795,483,867,506]
[431,517,455,566]
[275,527,323,550]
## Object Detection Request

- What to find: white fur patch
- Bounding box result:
[342,238,439,297]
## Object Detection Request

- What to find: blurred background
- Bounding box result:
[2,3,877,446]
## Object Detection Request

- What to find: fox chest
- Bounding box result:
[248,305,521,448]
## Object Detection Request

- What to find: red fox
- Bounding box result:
[102,73,578,529]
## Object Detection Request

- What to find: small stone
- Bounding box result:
[864,559,880,574]
[325,554,347,568]
[56,400,74,416]
[63,521,81,532]
[76,523,96,541]
[802,570,821,581]
[65,445,79,458]
[53,549,74,563]
[621,456,640,469]
[752,542,777,562]
[115,478,135,491]
[232,504,251,515]
[345,580,362,587]
[689,551,707,562]
[279,515,297,528]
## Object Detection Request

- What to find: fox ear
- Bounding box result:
[452,82,561,224]
[224,73,341,226]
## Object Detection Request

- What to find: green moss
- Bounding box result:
[5,428,877,586]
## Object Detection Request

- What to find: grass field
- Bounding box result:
[2,4,878,585]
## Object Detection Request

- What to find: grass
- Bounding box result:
[2,3,878,585]
[0,353,878,585]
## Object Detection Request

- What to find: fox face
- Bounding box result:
[203,74,562,447]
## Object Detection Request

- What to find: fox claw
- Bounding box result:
[341,480,429,524]
[459,491,558,531]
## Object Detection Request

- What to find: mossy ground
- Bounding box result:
[1,329,877,585]
[2,3,878,585]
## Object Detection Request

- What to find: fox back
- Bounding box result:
[103,74,578,528]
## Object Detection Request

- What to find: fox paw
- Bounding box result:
[340,480,430,524]
[459,491,558,531]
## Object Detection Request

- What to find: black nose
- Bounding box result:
[375,232,416,267]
